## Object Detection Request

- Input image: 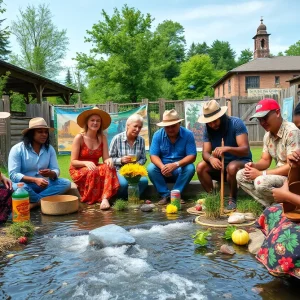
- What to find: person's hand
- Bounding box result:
[84,161,97,171]
[34,177,49,188]
[1,176,12,190]
[39,169,56,179]
[288,150,300,167]
[121,156,132,164]
[212,146,229,158]
[272,180,289,203]
[244,167,261,180]
[209,157,222,170]
[161,163,177,176]
[104,158,114,168]
[244,162,256,170]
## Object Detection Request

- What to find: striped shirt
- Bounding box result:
[109,131,147,170]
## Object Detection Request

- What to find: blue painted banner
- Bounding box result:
[54,105,149,154]
[282,97,294,122]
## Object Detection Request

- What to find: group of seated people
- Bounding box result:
[1,97,300,278]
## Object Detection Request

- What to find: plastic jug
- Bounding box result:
[12,183,30,222]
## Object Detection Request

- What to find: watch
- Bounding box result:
[175,162,180,167]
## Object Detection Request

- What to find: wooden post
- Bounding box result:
[158,98,165,121]
[226,99,232,116]
[220,138,225,215]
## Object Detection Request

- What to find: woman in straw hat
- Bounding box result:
[8,117,71,209]
[69,107,119,209]
[197,100,252,211]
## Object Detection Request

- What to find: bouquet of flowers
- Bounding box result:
[119,163,148,184]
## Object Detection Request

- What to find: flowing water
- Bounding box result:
[0,204,299,299]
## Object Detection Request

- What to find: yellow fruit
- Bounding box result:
[231,229,249,245]
[197,198,205,204]
[166,204,178,214]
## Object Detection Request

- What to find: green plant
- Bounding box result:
[236,197,263,216]
[203,192,220,219]
[223,225,237,240]
[113,199,128,211]
[191,229,211,246]
[8,221,35,239]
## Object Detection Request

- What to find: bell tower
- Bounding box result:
[253,18,270,59]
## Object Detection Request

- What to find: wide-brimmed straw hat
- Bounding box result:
[157,109,184,127]
[0,112,10,118]
[198,100,228,123]
[77,107,111,130]
[22,117,54,135]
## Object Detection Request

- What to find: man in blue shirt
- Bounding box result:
[197,100,252,211]
[8,117,71,209]
[148,109,197,204]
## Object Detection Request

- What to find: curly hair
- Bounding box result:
[23,129,50,150]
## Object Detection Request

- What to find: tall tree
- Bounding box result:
[236,48,253,66]
[0,0,11,60]
[173,54,225,99]
[10,4,68,78]
[76,5,164,103]
[285,40,300,56]
[208,40,236,71]
[186,42,209,59]
[65,68,73,86]
[155,20,186,81]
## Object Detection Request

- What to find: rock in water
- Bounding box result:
[140,204,154,212]
[248,229,265,254]
[89,224,135,248]
[228,213,245,224]
[220,244,236,255]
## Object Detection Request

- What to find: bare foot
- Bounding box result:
[100,199,110,210]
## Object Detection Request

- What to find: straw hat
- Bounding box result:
[157,109,184,127]
[77,107,111,130]
[22,117,54,135]
[0,112,10,118]
[198,100,228,123]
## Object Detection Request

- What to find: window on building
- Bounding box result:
[260,39,265,49]
[222,83,225,96]
[245,76,260,91]
[275,76,280,85]
[228,79,231,93]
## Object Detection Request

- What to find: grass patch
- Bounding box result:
[113,199,128,211]
[7,221,35,239]
[202,192,221,219]
[236,197,263,217]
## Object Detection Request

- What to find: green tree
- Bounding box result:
[173,54,225,99]
[10,4,69,78]
[65,69,73,85]
[285,40,300,56]
[186,42,209,59]
[277,51,284,56]
[208,40,236,71]
[155,20,186,80]
[76,5,164,103]
[237,48,253,66]
[0,0,11,60]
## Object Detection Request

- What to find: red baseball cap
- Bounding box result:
[249,98,280,121]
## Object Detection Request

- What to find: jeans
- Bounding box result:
[12,178,71,203]
[147,163,195,197]
[117,173,148,198]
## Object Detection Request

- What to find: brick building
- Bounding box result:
[212,19,300,98]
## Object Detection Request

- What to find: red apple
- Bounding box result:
[18,236,28,245]
[145,200,152,204]
[195,205,202,211]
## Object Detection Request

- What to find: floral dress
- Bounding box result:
[69,139,120,205]
[256,204,300,279]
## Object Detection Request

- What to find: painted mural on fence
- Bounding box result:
[184,101,207,151]
[54,105,149,154]
[282,97,294,122]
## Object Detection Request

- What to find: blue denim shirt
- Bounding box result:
[8,142,60,183]
[150,127,197,164]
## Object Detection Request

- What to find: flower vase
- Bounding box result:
[126,176,141,207]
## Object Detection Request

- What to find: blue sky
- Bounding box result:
[3,0,300,82]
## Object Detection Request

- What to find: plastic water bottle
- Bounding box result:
[12,183,30,222]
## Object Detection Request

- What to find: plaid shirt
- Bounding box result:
[109,131,147,170]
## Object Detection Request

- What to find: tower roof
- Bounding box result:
[253,18,270,39]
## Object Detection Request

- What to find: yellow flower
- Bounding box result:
[119,163,148,178]
[166,204,178,214]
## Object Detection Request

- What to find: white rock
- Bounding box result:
[248,229,265,254]
[228,213,245,224]
[89,224,135,248]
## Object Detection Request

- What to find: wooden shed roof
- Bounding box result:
[0,60,80,104]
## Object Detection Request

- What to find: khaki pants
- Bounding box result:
[236,168,287,207]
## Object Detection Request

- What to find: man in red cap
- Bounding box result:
[236,98,300,206]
